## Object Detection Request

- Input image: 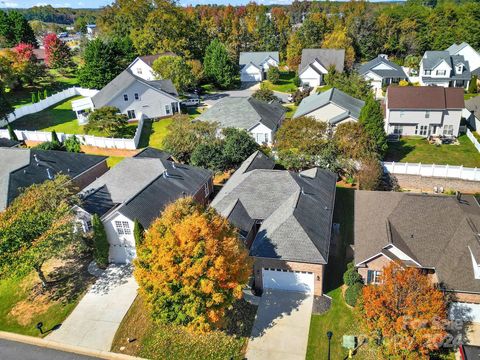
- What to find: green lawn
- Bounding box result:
[262,71,297,93]
[464,93,479,100]
[316,85,333,93]
[9,96,137,138]
[139,118,173,149]
[385,135,480,167]
[284,104,298,119]
[106,156,125,168]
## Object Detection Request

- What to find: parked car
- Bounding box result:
[181,98,200,107]
[287,94,294,103]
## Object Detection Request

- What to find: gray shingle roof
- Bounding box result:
[212,152,337,264]
[421,51,471,80]
[293,88,365,121]
[239,52,279,68]
[358,56,407,79]
[197,97,285,131]
[447,42,470,55]
[299,49,345,75]
[91,69,178,109]
[466,95,480,120]
[354,191,480,294]
[134,147,172,161]
[81,156,211,228]
[0,148,106,211]
[0,138,21,147]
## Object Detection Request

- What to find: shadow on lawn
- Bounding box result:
[11,108,78,131]
[138,119,153,148]
[384,139,415,162]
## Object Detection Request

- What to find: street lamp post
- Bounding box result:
[327,330,333,360]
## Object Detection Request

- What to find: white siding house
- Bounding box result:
[419,51,471,88]
[298,49,345,87]
[358,55,408,97]
[239,52,280,83]
[447,42,480,76]
[127,53,177,81]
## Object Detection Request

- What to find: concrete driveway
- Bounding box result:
[47,265,138,351]
[245,289,313,360]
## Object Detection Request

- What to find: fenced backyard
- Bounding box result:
[383,161,480,182]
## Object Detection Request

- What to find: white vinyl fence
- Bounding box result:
[383,162,480,182]
[466,128,480,153]
[1,87,99,127]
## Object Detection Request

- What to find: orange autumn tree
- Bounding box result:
[134,197,252,333]
[359,262,447,359]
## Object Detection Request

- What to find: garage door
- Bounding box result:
[109,244,136,264]
[241,73,261,82]
[450,302,480,323]
[262,268,314,293]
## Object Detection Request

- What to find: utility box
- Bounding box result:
[342,335,357,350]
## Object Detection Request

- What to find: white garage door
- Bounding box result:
[109,244,136,264]
[241,73,261,82]
[450,302,480,323]
[262,268,314,293]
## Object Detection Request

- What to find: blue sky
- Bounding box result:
[3,0,400,9]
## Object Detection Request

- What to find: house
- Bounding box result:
[419,51,471,88]
[211,151,337,296]
[298,49,345,87]
[447,42,480,77]
[293,88,365,127]
[77,149,213,263]
[384,86,464,137]
[127,53,177,81]
[196,97,286,145]
[358,55,408,94]
[72,69,180,121]
[354,191,480,323]
[0,148,107,211]
[464,96,480,133]
[239,51,279,82]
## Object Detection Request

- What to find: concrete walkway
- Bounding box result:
[47,265,138,351]
[245,289,313,360]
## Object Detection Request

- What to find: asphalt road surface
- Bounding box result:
[0,339,100,360]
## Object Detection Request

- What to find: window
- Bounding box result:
[425,110,430,119]
[424,70,431,76]
[443,125,454,136]
[367,270,381,284]
[415,125,418,135]
[436,70,447,76]
[134,93,139,100]
[393,125,403,135]
[115,221,131,235]
[123,94,128,102]
[456,65,463,73]
[171,102,179,114]
[204,183,209,197]
[127,110,136,119]
[264,133,269,143]
[419,125,428,136]
[136,67,142,75]
[165,104,171,115]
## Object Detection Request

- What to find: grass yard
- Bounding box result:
[262,71,297,93]
[111,296,257,360]
[139,117,173,149]
[464,93,479,100]
[316,85,333,93]
[9,96,137,139]
[186,106,205,119]
[284,104,298,119]
[0,256,94,337]
[385,135,480,167]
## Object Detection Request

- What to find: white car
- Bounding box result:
[287,94,294,103]
[181,98,200,107]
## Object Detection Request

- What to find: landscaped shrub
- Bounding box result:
[92,214,109,268]
[345,282,363,307]
[399,80,409,86]
[469,75,478,94]
[133,219,144,247]
[293,87,311,106]
[34,140,64,151]
[64,135,81,153]
[31,92,37,103]
[293,75,301,87]
[7,123,18,141]
[267,66,280,84]
[343,266,363,287]
[43,89,48,99]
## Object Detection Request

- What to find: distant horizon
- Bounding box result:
[1,0,405,10]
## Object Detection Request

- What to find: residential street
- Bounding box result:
[203,83,290,107]
[47,265,138,351]
[0,339,99,360]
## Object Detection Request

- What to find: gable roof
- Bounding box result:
[354,191,480,294]
[239,52,279,68]
[135,53,177,67]
[421,51,471,80]
[80,156,211,228]
[0,148,106,211]
[211,151,337,264]
[91,69,178,109]
[293,88,365,122]
[447,42,471,55]
[358,55,407,79]
[466,95,480,120]
[387,86,464,110]
[299,49,345,75]
[197,97,285,131]
[134,147,172,161]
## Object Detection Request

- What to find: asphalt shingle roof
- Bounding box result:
[134,147,172,161]
[197,97,285,131]
[466,95,480,121]
[421,51,471,80]
[354,191,480,294]
[387,86,464,109]
[212,152,337,264]
[299,49,345,75]
[239,52,279,68]
[0,138,21,147]
[293,88,365,121]
[0,148,106,211]
[358,56,407,79]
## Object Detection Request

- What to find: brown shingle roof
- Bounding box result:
[387,86,464,110]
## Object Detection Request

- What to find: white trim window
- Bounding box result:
[419,125,427,136]
[424,70,431,76]
[393,125,403,135]
[136,67,142,75]
[123,94,129,102]
[165,104,171,115]
[134,93,139,100]
[367,270,381,284]
[436,70,447,76]
[204,183,210,197]
[127,109,136,119]
[115,220,131,235]
[443,125,454,136]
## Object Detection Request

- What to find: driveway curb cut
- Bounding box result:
[0,331,144,360]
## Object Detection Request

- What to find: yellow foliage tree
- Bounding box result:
[134,197,252,333]
[322,26,355,69]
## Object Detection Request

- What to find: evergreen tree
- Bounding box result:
[469,75,478,94]
[133,219,145,247]
[0,84,13,123]
[7,11,37,47]
[64,135,81,153]
[7,123,18,141]
[31,92,37,103]
[44,89,48,99]
[359,95,388,156]
[92,214,109,268]
[203,39,237,89]
[51,130,60,145]
[37,89,42,101]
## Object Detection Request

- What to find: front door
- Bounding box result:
[428,125,437,136]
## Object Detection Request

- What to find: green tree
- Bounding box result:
[334,122,376,160]
[152,55,195,93]
[203,39,237,89]
[37,89,42,101]
[64,135,81,153]
[0,175,80,286]
[252,85,278,102]
[162,114,217,163]
[7,123,18,141]
[222,128,259,168]
[91,214,109,268]
[78,37,135,89]
[31,92,37,103]
[43,88,48,99]
[0,83,13,123]
[133,219,145,247]
[0,10,36,48]
[358,156,383,190]
[190,141,227,173]
[85,106,128,137]
[469,75,478,94]
[359,95,388,156]
[51,130,60,145]
[266,66,280,84]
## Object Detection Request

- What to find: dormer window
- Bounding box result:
[456,64,463,74]
[123,94,128,101]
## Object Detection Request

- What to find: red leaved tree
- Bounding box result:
[359,261,448,359]
[43,33,72,69]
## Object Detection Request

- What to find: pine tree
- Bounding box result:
[469,75,478,94]
[37,89,42,102]
[0,84,13,123]
[44,89,48,99]
[359,95,388,156]
[51,130,60,145]
[133,219,144,247]
[92,214,109,268]
[31,92,37,103]
[203,39,237,89]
